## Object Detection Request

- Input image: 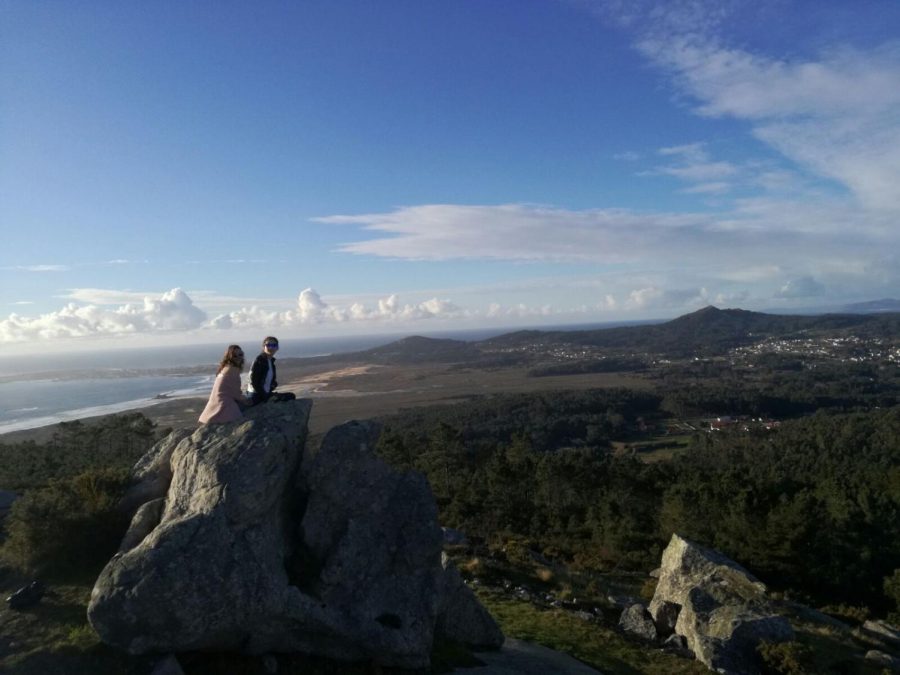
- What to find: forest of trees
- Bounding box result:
[376,389,900,612]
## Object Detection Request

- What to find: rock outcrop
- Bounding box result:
[88,401,502,668]
[649,533,793,675]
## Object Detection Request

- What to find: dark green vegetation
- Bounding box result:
[377,392,900,613]
[0,413,159,492]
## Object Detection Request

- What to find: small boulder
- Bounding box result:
[5,580,45,610]
[619,603,658,642]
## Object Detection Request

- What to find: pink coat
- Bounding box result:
[198,365,245,424]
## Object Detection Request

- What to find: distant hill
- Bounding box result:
[838,298,900,313]
[338,306,900,365]
[482,306,900,357]
[350,335,483,364]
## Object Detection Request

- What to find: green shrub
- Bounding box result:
[758,640,814,675]
[0,467,131,580]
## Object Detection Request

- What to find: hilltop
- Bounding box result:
[338,306,900,363]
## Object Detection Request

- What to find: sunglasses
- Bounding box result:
[265,343,279,349]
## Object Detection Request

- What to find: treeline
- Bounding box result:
[654,360,900,418]
[376,394,900,611]
[0,413,162,491]
[527,357,647,377]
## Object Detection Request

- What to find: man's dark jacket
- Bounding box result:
[249,353,277,404]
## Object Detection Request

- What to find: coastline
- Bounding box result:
[0,363,376,444]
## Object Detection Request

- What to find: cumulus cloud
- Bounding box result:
[0,288,208,343]
[207,288,467,333]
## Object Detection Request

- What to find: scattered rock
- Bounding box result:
[5,580,45,610]
[619,603,658,641]
[650,533,793,674]
[607,593,641,610]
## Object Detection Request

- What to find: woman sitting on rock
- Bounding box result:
[198,345,247,424]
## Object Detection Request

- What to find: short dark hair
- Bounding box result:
[263,336,279,346]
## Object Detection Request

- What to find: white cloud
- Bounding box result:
[777,276,826,298]
[207,288,467,334]
[632,14,900,212]
[319,202,893,276]
[61,289,155,304]
[321,204,728,263]
[3,264,70,272]
[625,286,708,311]
[681,181,731,195]
[0,288,207,343]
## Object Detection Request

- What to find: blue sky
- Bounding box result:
[3,0,900,352]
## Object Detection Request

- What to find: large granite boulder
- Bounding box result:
[88,401,313,656]
[88,402,501,669]
[649,533,793,675]
[293,420,446,665]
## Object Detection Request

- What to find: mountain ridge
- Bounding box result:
[349,305,900,362]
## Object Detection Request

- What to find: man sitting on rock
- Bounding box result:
[247,336,296,405]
